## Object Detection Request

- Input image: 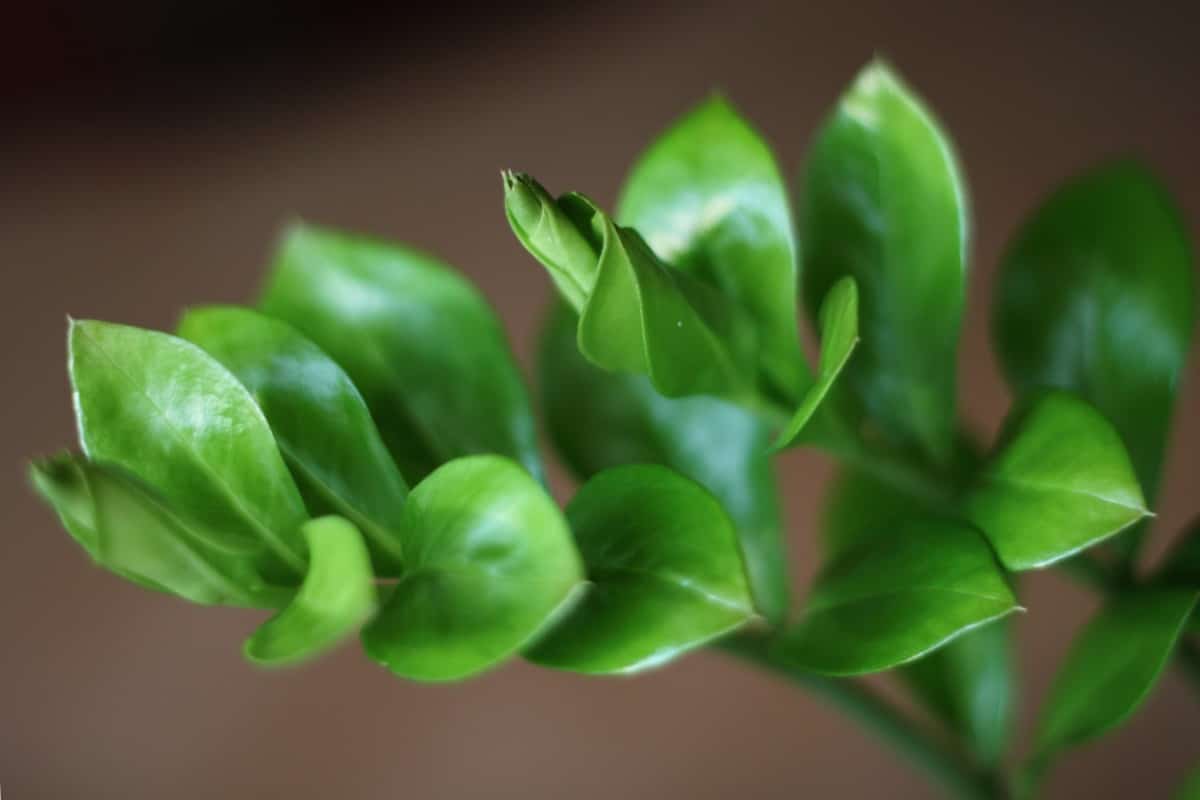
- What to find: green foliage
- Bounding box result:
[29,60,1199,800]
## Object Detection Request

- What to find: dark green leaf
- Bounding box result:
[361,456,583,682]
[1035,588,1197,756]
[538,302,789,624]
[993,161,1194,508]
[1160,517,1200,587]
[964,391,1148,571]
[30,454,288,608]
[504,172,755,402]
[528,465,756,674]
[616,95,807,402]
[178,306,408,575]
[773,517,1018,675]
[69,319,308,577]
[773,276,859,449]
[259,224,543,485]
[800,60,968,467]
[245,516,376,666]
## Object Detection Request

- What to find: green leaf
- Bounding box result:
[800,59,968,467]
[772,517,1018,675]
[69,319,308,577]
[30,454,288,608]
[538,302,789,624]
[993,161,1194,508]
[616,95,807,402]
[820,467,1013,764]
[361,456,583,682]
[178,306,408,575]
[504,172,754,401]
[259,224,543,485]
[773,276,859,449]
[528,465,756,674]
[964,391,1149,571]
[245,516,376,666]
[1035,588,1198,756]
[1161,517,1200,588]
[1175,763,1200,800]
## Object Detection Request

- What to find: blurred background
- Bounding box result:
[2,0,1198,797]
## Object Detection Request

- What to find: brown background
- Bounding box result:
[2,1,1198,797]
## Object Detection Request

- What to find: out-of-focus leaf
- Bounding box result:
[772,517,1017,675]
[69,320,308,577]
[616,95,807,402]
[361,456,583,682]
[538,302,789,624]
[1175,763,1200,800]
[773,276,859,449]
[245,516,376,666]
[1035,588,1198,756]
[178,306,407,575]
[993,161,1194,512]
[528,465,756,674]
[1161,518,1200,588]
[259,224,543,485]
[800,59,968,468]
[964,391,1148,571]
[30,454,288,607]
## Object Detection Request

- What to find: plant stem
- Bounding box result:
[721,635,1003,800]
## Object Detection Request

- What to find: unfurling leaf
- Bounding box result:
[964,391,1148,571]
[800,59,968,468]
[245,516,376,666]
[260,224,543,485]
[528,465,756,674]
[538,302,789,624]
[69,320,308,577]
[178,306,408,575]
[361,456,583,682]
[773,518,1018,675]
[1035,588,1198,756]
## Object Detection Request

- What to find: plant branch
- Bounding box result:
[720,635,1004,800]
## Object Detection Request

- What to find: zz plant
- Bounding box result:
[30,60,1199,798]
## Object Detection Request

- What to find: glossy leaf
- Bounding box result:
[773,276,859,449]
[30,454,288,608]
[259,224,542,485]
[504,171,754,401]
[993,161,1194,507]
[528,465,756,674]
[361,456,583,682]
[178,306,408,575]
[800,59,968,467]
[773,517,1018,675]
[69,319,308,576]
[538,302,789,624]
[964,391,1148,571]
[1035,588,1198,756]
[616,95,807,402]
[245,516,376,666]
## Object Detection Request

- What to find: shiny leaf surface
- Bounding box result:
[964,391,1148,570]
[361,456,583,682]
[528,465,756,674]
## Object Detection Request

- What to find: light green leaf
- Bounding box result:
[504,172,754,402]
[1035,588,1198,756]
[538,302,789,624]
[245,516,376,666]
[361,456,583,682]
[993,161,1194,510]
[773,276,859,449]
[259,224,542,485]
[772,517,1018,675]
[30,454,288,608]
[800,59,968,468]
[178,306,408,575]
[964,391,1149,571]
[69,320,308,577]
[617,95,807,402]
[528,465,756,674]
